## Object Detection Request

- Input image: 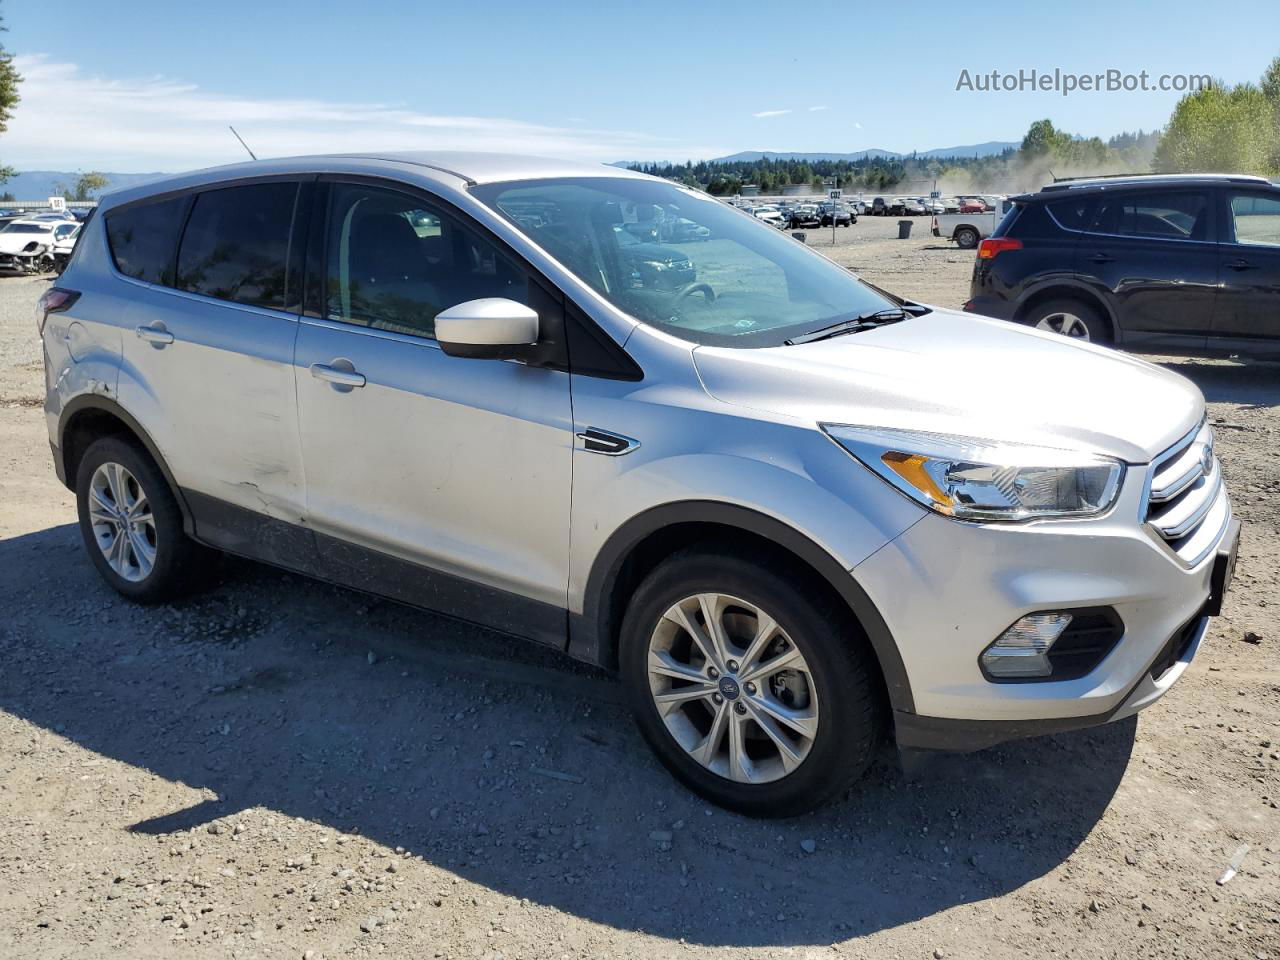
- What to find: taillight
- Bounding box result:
[976,237,1022,260]
[37,287,79,335]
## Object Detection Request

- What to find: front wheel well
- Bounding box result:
[1014,286,1115,342]
[594,519,895,710]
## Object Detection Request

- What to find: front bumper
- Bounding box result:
[895,610,1209,752]
[853,459,1237,750]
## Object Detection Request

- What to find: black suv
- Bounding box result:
[965,174,1280,356]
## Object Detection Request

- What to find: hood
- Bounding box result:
[0,232,51,254]
[692,308,1203,463]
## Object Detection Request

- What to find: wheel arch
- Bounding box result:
[569,501,915,714]
[1014,282,1119,342]
[57,395,195,536]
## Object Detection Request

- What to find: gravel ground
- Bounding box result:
[1,230,1277,959]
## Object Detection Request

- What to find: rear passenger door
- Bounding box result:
[292,179,573,645]
[110,179,315,565]
[1215,189,1280,349]
[1078,189,1217,349]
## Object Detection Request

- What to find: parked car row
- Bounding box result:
[864,194,1003,217]
[733,199,858,230]
[0,207,93,223]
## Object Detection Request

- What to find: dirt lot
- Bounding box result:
[1,221,1278,960]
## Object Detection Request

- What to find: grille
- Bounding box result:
[1144,421,1229,566]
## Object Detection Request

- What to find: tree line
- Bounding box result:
[634,53,1280,193]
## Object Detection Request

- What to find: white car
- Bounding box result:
[752,208,787,229]
[52,222,82,272]
[41,151,1237,816]
[0,219,72,273]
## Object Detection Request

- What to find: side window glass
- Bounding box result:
[1091,191,1209,241]
[1045,198,1093,231]
[1229,192,1280,247]
[105,195,187,285]
[325,183,527,340]
[176,182,298,310]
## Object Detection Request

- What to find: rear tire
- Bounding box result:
[619,546,883,817]
[954,227,979,249]
[1023,298,1108,343]
[75,436,210,603]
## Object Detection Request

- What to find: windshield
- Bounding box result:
[471,177,900,347]
[1,223,50,234]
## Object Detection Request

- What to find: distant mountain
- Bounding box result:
[917,141,1018,159]
[711,150,899,163]
[2,171,169,201]
[623,141,1021,167]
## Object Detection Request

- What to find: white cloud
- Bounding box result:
[854,122,863,129]
[4,55,726,171]
[751,108,792,118]
[807,105,829,112]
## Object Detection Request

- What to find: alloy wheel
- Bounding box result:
[87,461,157,582]
[1035,311,1091,340]
[646,593,819,783]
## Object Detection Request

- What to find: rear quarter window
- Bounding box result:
[104,195,188,285]
[176,182,298,310]
[1045,197,1095,231]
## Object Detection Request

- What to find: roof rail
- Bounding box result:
[1040,172,1272,192]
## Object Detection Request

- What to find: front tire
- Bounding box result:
[954,226,979,249]
[75,437,209,603]
[620,547,883,817]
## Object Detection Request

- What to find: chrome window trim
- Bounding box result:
[299,313,443,350]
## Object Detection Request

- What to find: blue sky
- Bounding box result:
[4,0,1278,171]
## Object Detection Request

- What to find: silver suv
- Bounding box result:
[40,153,1239,816]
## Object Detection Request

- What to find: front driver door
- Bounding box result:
[1215,189,1280,349]
[1078,188,1218,350]
[293,180,573,645]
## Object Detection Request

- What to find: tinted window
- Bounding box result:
[326,183,527,340]
[1046,197,1094,231]
[1001,203,1068,239]
[1228,192,1280,247]
[1091,190,1209,241]
[105,196,186,284]
[176,182,298,309]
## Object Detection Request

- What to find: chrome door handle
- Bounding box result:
[309,362,366,388]
[135,324,174,345]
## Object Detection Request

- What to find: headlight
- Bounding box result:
[823,424,1124,521]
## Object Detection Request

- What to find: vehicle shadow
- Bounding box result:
[0,523,1134,947]
[1156,356,1280,409]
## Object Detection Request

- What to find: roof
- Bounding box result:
[99,151,648,209]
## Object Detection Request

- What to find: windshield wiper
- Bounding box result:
[784,308,909,345]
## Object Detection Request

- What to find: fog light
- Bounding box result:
[981,612,1074,679]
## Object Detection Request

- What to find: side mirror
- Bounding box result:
[436,298,539,361]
